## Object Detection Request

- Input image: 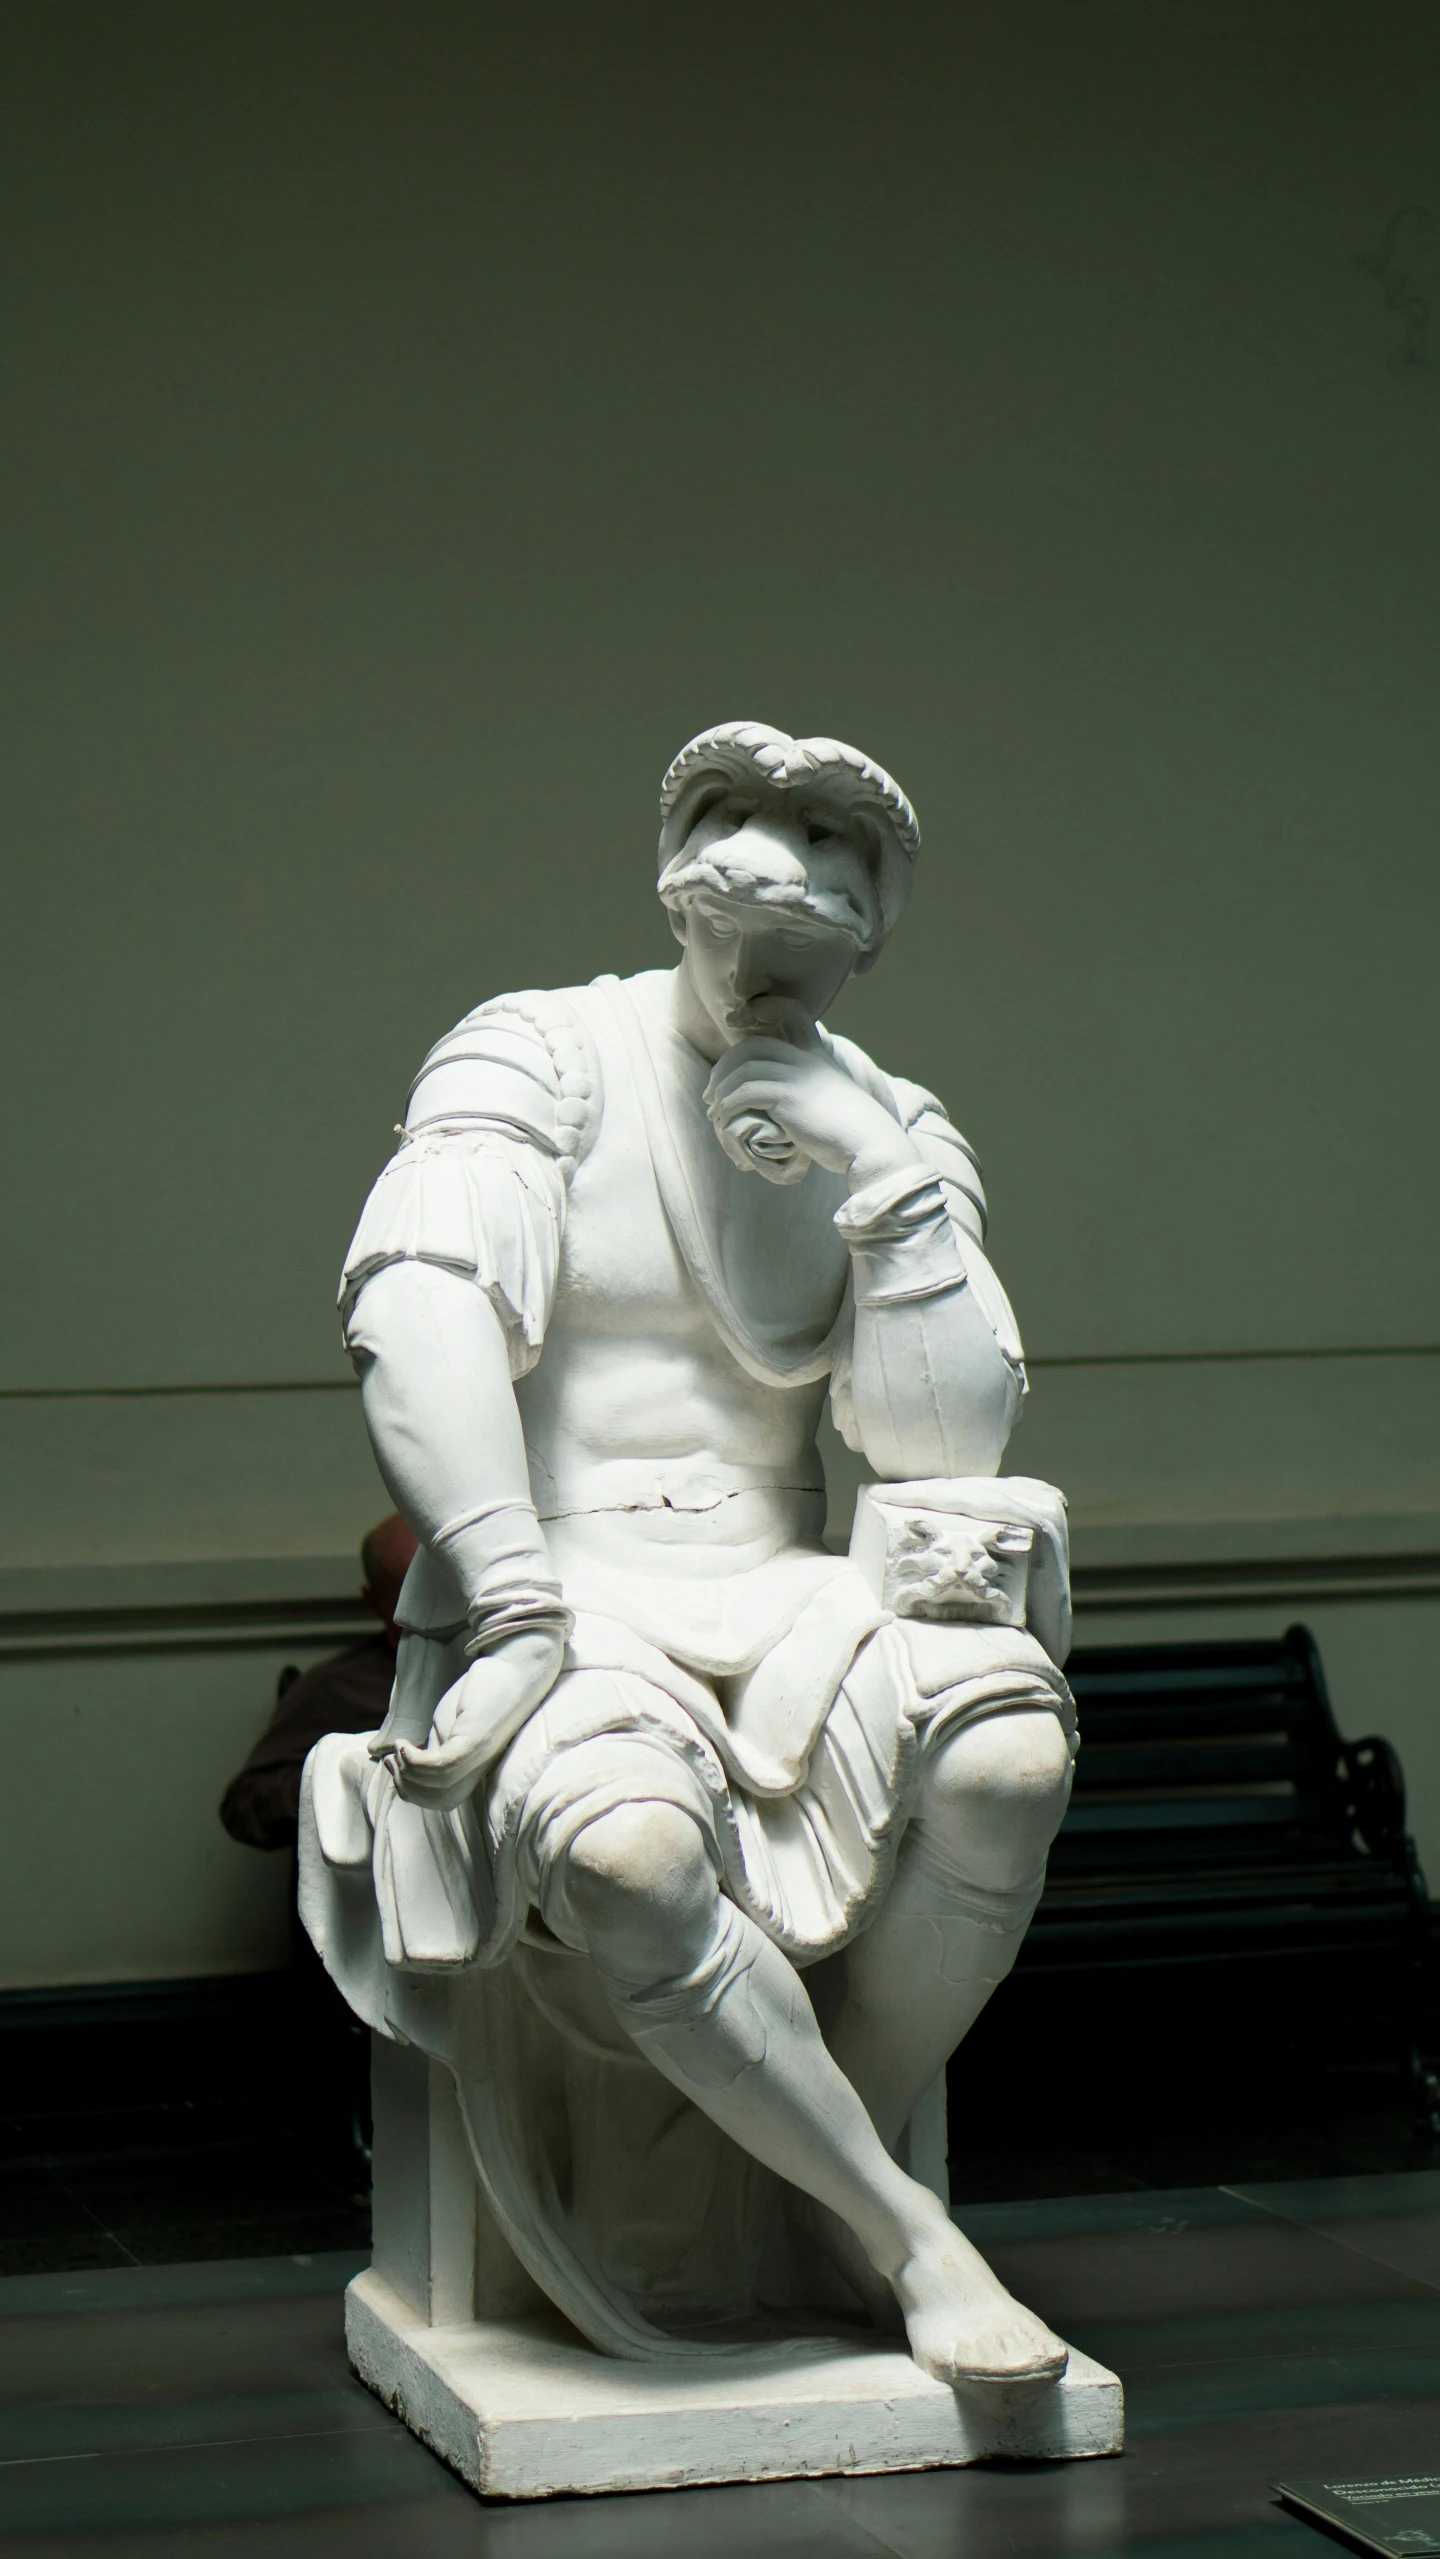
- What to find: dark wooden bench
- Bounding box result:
[1014,1622,1437,2124]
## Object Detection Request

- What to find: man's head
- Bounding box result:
[360,1512,420,1648]
[656,723,920,1048]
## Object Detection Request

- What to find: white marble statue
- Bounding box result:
[301,721,1081,2416]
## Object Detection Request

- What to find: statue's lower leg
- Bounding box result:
[828,1709,1074,2151]
[561,1802,1067,2383]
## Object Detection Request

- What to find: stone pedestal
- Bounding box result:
[348,2268,1123,2499]
[353,2039,1123,2499]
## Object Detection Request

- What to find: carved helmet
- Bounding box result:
[656,721,920,959]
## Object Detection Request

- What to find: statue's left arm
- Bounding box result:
[831,1104,1026,1481]
[705,1031,1024,1482]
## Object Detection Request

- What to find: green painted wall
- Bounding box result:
[3,2,1438,1982]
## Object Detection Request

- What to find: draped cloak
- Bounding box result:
[300,973,1073,2355]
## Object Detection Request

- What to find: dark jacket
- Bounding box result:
[219,1636,396,1850]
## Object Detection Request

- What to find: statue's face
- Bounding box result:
[683,896,857,1046]
[678,837,859,1054]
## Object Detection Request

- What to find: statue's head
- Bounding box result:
[657,723,920,1046]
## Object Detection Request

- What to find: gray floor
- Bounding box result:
[3,2172,1439,2556]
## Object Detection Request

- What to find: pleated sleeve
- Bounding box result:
[885,1071,989,1249]
[338,989,602,1380]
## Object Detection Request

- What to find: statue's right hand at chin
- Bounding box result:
[370,1625,564,1813]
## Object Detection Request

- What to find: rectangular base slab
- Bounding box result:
[346,2267,1124,2500]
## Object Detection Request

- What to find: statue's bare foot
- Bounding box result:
[892,2211,1068,2384]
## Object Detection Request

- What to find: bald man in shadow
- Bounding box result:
[221,1514,418,1849]
[220,1514,417,2184]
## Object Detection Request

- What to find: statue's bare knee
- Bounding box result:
[561,1801,718,1985]
[917,1711,1073,1893]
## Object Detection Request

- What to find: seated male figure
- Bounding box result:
[305,722,1076,2380]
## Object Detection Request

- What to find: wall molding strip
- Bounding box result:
[3,1548,1439,1662]
[0,1597,373,1664]
[4,1342,1439,1402]
[1071,1549,1440,1614]
[0,1379,361,1402]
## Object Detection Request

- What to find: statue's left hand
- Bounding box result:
[706,1015,921,1191]
[371,1626,564,1812]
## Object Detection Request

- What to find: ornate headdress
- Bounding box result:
[656,721,920,954]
